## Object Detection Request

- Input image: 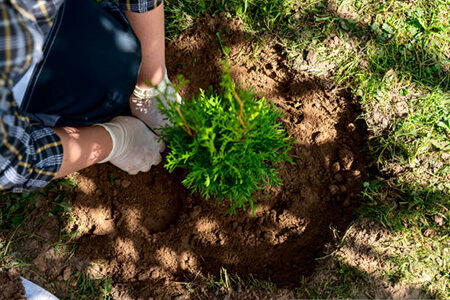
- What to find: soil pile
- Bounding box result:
[67,14,367,297]
[0,270,26,300]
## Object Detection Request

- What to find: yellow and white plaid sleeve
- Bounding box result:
[0,2,63,192]
[110,0,163,13]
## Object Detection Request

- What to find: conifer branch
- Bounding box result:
[232,89,246,128]
[175,106,195,137]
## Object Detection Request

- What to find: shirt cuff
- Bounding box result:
[1,125,63,193]
[110,0,163,13]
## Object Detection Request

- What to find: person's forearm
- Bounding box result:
[124,3,165,88]
[52,126,112,178]
[51,2,167,178]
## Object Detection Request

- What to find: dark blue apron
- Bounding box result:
[19,0,141,127]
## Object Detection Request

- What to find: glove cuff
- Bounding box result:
[94,122,128,163]
[132,68,170,100]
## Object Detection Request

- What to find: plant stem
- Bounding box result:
[175,106,195,136]
[231,89,246,128]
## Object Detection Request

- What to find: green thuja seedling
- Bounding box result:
[158,63,293,213]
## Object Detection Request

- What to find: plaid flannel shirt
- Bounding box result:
[0,0,162,192]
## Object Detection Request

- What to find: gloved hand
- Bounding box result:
[129,68,182,136]
[95,116,165,175]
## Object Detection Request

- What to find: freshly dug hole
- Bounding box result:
[66,14,368,297]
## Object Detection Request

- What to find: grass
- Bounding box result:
[297,261,372,299]
[165,0,449,298]
[0,0,448,298]
[164,0,449,181]
[206,267,275,294]
[62,272,113,300]
[0,179,114,299]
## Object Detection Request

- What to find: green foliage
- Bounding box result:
[63,272,113,300]
[207,267,274,292]
[159,63,293,213]
[0,193,36,229]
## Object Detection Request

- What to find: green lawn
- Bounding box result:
[165,0,449,297]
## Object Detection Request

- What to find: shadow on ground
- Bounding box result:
[53,14,368,298]
[1,1,448,298]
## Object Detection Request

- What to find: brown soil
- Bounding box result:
[9,14,368,298]
[66,14,367,297]
[0,270,25,300]
[303,219,426,299]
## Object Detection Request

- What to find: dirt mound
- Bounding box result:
[0,270,25,300]
[68,14,367,297]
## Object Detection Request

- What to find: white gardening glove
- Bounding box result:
[95,116,165,175]
[129,68,182,136]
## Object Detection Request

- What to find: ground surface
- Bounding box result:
[5,15,368,298]
[73,15,366,297]
[2,0,448,298]
[0,270,25,300]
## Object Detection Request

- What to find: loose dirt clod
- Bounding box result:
[339,149,355,170]
[329,185,340,195]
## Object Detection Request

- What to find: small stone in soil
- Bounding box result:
[339,149,354,170]
[395,101,409,117]
[70,278,77,286]
[350,169,361,177]
[424,229,435,237]
[121,179,131,188]
[434,215,444,226]
[347,123,356,132]
[138,273,148,281]
[442,152,450,161]
[63,266,71,281]
[150,270,160,279]
[329,185,339,195]
[331,161,341,173]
